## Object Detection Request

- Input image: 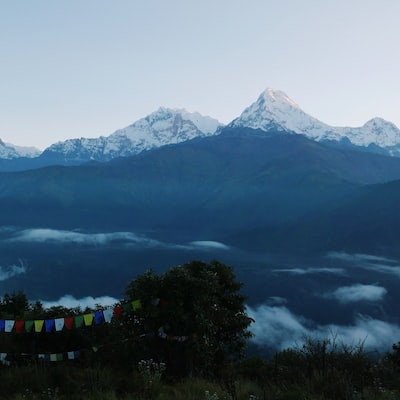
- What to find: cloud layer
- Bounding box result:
[328,252,400,278]
[272,267,345,275]
[328,284,387,304]
[40,295,119,310]
[6,227,230,252]
[247,303,400,352]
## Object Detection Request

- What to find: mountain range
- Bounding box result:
[2,88,400,171]
[1,87,400,258]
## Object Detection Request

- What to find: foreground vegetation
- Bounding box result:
[1,260,400,399]
[2,343,400,400]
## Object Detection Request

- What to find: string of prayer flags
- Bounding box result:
[0,327,194,368]
[0,297,165,334]
[68,350,80,360]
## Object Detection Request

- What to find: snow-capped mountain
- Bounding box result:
[0,139,40,159]
[43,108,223,163]
[229,88,400,154]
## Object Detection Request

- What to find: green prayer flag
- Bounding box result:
[25,320,34,332]
[74,315,84,328]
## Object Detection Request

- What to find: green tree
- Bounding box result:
[0,291,29,318]
[124,260,253,378]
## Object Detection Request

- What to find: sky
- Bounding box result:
[1,0,400,150]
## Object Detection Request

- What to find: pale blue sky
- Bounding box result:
[1,0,399,149]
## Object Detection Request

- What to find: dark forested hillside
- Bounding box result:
[0,127,400,253]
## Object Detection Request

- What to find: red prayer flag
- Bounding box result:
[113,305,123,319]
[64,317,74,330]
[15,320,25,333]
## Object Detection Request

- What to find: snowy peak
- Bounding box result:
[114,107,222,144]
[337,117,400,148]
[43,108,223,162]
[0,139,40,159]
[260,88,301,110]
[230,88,400,150]
[229,88,338,141]
[108,107,223,157]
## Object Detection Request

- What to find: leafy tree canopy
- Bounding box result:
[124,260,253,377]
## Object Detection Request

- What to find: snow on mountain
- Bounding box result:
[44,108,223,162]
[0,139,40,159]
[229,88,400,152]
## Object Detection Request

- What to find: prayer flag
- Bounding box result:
[50,354,57,362]
[83,313,94,326]
[55,318,64,331]
[0,320,5,332]
[132,299,142,311]
[113,305,123,319]
[45,319,55,333]
[74,315,84,328]
[15,320,25,333]
[103,308,113,323]
[94,310,103,325]
[64,317,74,330]
[25,320,34,332]
[5,320,15,333]
[56,353,63,361]
[34,320,44,333]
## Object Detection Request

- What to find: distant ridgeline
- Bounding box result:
[0,297,195,366]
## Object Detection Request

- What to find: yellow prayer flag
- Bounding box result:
[132,299,142,311]
[83,313,94,326]
[34,320,44,333]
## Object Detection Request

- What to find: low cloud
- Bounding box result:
[187,241,230,250]
[0,261,26,281]
[327,252,400,278]
[6,228,232,253]
[40,295,119,310]
[328,284,387,304]
[8,228,164,247]
[328,252,397,264]
[272,267,345,275]
[247,303,400,352]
